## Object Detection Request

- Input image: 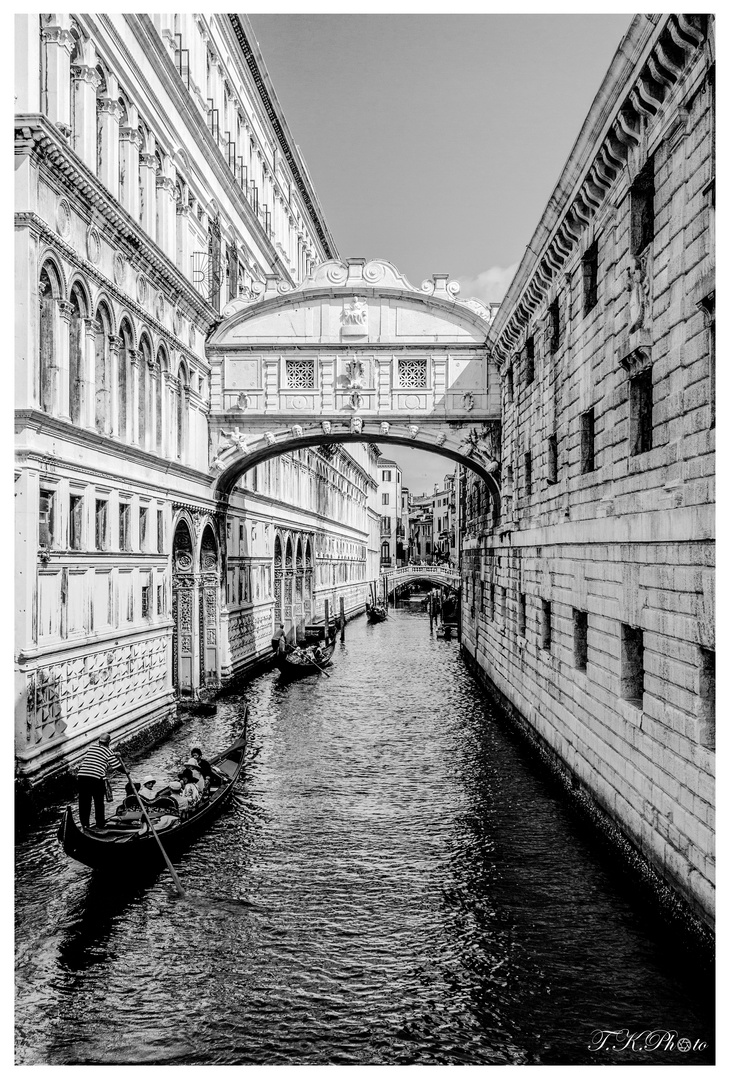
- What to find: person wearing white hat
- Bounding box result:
[138,774,168,802]
[184,758,206,794]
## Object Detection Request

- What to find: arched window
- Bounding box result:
[117,96,128,203]
[118,319,132,441]
[68,284,86,426]
[38,264,60,413]
[176,363,187,461]
[94,302,112,435]
[155,347,165,454]
[138,335,151,449]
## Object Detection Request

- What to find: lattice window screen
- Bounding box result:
[286,359,315,389]
[398,359,428,388]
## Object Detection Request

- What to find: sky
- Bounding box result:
[249,13,632,492]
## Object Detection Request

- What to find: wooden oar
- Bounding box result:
[117,757,187,899]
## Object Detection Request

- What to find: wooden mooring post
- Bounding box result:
[429,592,433,631]
[339,596,345,640]
[324,599,330,635]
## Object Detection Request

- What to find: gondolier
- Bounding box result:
[75,732,122,831]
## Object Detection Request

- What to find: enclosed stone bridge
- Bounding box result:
[380,564,460,596]
[206,259,502,505]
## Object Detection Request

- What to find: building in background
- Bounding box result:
[14,13,376,780]
[376,458,403,567]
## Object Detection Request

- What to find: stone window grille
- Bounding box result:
[573,609,588,670]
[157,584,164,616]
[286,358,315,389]
[549,299,561,354]
[582,241,599,314]
[39,489,55,548]
[525,336,535,384]
[630,368,653,456]
[698,647,715,750]
[581,408,595,473]
[398,358,428,389]
[95,499,108,551]
[547,434,558,484]
[541,599,552,650]
[141,582,151,619]
[620,623,644,706]
[69,493,83,550]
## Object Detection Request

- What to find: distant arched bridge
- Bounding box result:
[379,564,460,597]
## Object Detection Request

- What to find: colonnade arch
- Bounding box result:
[171,511,222,699]
[272,527,315,643]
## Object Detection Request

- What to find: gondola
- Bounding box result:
[274,638,335,677]
[365,602,387,624]
[58,720,248,872]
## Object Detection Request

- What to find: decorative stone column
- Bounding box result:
[55,299,73,420]
[163,370,176,459]
[139,152,157,235]
[119,127,142,219]
[128,349,140,446]
[149,360,160,453]
[156,173,176,259]
[97,96,121,193]
[71,61,100,170]
[176,200,192,278]
[41,17,74,133]
[82,316,97,431]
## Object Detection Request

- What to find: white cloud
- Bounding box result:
[457,262,519,306]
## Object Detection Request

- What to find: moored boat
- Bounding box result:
[274,638,335,676]
[366,602,387,624]
[58,720,248,872]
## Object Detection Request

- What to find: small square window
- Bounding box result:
[518,592,526,637]
[541,599,552,650]
[39,489,55,548]
[524,452,532,498]
[525,337,535,384]
[621,623,644,706]
[549,299,561,354]
[547,434,558,484]
[573,609,588,670]
[630,368,653,456]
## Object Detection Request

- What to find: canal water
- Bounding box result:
[15,608,713,1065]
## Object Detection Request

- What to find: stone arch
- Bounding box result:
[68,275,91,317]
[137,330,153,449]
[38,253,66,301]
[273,531,283,629]
[68,280,89,425]
[172,515,195,696]
[198,522,221,690]
[153,343,166,453]
[94,299,114,434]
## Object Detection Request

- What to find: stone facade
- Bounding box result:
[461,15,715,926]
[14,14,374,780]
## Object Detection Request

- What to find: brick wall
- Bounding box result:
[463,16,715,927]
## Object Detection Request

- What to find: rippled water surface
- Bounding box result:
[16,609,714,1065]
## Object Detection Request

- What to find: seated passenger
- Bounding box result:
[190,748,217,791]
[179,768,201,809]
[138,774,168,802]
[184,758,206,793]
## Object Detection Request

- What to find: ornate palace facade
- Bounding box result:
[14,14,378,779]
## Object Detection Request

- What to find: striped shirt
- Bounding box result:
[77,743,121,780]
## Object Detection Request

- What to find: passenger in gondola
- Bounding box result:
[138,774,168,802]
[180,768,201,810]
[190,747,217,791]
[184,758,206,793]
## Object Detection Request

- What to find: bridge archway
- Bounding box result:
[206,258,502,506]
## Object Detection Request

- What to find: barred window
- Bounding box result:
[398,358,427,388]
[286,358,315,389]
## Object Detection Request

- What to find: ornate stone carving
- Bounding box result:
[627,254,650,333]
[264,431,276,445]
[349,391,364,410]
[136,274,148,304]
[221,426,249,453]
[341,298,368,336]
[435,433,447,447]
[113,252,125,286]
[56,199,71,238]
[463,391,474,411]
[350,416,363,434]
[408,424,420,439]
[155,293,165,322]
[86,225,101,265]
[236,392,251,410]
[291,424,303,437]
[380,422,390,436]
[321,420,332,435]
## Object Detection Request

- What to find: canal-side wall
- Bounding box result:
[463,16,715,928]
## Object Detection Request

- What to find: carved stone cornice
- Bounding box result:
[97,97,123,120]
[119,126,143,149]
[491,14,709,365]
[156,175,175,194]
[139,152,157,170]
[41,26,75,54]
[57,299,73,321]
[71,64,101,90]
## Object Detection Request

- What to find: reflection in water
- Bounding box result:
[15,609,713,1065]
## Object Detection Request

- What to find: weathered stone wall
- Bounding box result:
[463,15,715,927]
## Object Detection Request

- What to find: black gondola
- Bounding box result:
[58,721,247,872]
[274,638,335,677]
[365,602,387,624]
